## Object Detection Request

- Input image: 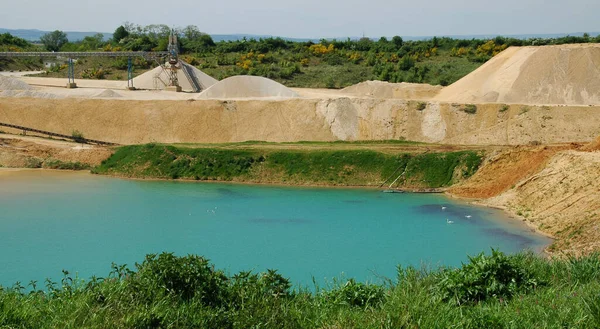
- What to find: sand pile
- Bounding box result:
[0,90,61,99]
[197,76,300,99]
[94,89,122,98]
[133,62,218,92]
[435,44,600,105]
[342,81,442,100]
[0,75,33,91]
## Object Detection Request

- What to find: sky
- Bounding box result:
[1,0,598,38]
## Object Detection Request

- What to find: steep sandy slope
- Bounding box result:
[435,44,600,105]
[1,98,599,145]
[448,146,571,198]
[484,150,600,255]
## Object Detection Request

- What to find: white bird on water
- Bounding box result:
[446,218,454,224]
[465,215,472,218]
[441,206,447,210]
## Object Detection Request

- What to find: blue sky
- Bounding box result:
[2,0,598,38]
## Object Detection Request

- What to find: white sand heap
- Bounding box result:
[0,75,33,91]
[94,89,123,98]
[132,62,218,92]
[342,81,442,100]
[197,76,300,99]
[435,44,600,105]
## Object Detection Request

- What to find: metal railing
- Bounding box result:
[0,51,168,58]
[0,122,118,146]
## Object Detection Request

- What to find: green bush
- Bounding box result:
[435,249,541,304]
[127,253,228,305]
[499,104,509,112]
[323,279,385,308]
[463,104,477,114]
[71,130,85,143]
[228,269,292,308]
[416,102,427,111]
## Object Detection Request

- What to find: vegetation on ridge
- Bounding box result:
[92,143,483,187]
[2,251,600,328]
[2,25,599,87]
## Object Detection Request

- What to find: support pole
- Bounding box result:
[66,58,77,88]
[127,57,135,90]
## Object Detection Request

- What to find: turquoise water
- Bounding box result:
[0,170,549,288]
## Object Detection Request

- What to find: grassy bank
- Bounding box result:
[2,251,600,328]
[92,143,483,188]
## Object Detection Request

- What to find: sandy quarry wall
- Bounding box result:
[435,44,600,105]
[0,98,599,145]
[484,150,600,255]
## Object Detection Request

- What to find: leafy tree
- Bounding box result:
[0,33,30,48]
[182,25,203,40]
[180,26,215,53]
[113,25,129,43]
[79,33,104,51]
[40,30,68,51]
[392,35,404,48]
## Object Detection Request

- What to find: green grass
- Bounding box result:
[92,144,483,187]
[2,251,600,328]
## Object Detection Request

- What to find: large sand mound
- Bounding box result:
[197,76,299,99]
[132,62,218,92]
[342,81,442,100]
[0,75,33,91]
[435,44,600,105]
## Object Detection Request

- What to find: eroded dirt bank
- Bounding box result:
[0,97,599,145]
[0,134,113,168]
[450,142,600,256]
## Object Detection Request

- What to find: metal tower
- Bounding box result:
[166,30,181,91]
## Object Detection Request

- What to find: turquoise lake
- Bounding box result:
[0,170,550,288]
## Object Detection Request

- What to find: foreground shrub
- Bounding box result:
[127,253,228,305]
[323,279,385,308]
[3,251,600,328]
[435,249,541,304]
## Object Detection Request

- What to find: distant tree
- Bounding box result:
[80,33,105,50]
[182,25,203,40]
[40,30,68,51]
[0,33,30,48]
[378,37,388,43]
[180,25,215,53]
[392,35,403,48]
[113,26,129,43]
